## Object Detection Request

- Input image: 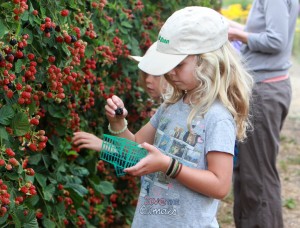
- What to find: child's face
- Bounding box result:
[166,55,198,91]
[144,74,165,100]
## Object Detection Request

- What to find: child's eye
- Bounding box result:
[175,63,182,68]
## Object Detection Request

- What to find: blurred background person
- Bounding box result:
[227,0,299,227]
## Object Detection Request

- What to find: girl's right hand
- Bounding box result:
[105,95,128,123]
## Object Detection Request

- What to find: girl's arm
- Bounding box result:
[176,151,233,199]
[125,143,233,199]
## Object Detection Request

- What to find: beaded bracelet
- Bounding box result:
[108,119,128,135]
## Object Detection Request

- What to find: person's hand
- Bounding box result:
[228,27,248,44]
[105,95,128,123]
[124,142,170,176]
[72,132,103,152]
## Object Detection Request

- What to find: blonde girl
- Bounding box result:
[73,6,253,227]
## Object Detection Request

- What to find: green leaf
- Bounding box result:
[23,219,39,228]
[99,181,115,194]
[43,184,56,201]
[22,210,36,224]
[53,201,65,219]
[0,126,9,140]
[14,59,26,73]
[70,166,90,177]
[0,213,8,225]
[5,171,19,181]
[42,218,56,228]
[62,43,71,56]
[43,34,56,47]
[35,173,47,189]
[68,188,84,207]
[11,112,30,136]
[0,2,11,9]
[41,154,51,169]
[21,11,29,21]
[0,19,8,38]
[65,183,88,196]
[25,194,40,207]
[89,176,115,195]
[48,103,68,118]
[11,210,22,228]
[121,21,133,28]
[28,153,42,165]
[0,105,15,125]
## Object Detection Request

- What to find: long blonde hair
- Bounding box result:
[163,41,253,141]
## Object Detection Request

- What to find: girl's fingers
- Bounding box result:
[111,95,124,108]
[106,98,118,110]
[105,104,116,116]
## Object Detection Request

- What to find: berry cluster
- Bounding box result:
[0,148,19,171]
[19,181,37,196]
[12,0,28,20]
[0,180,10,217]
[40,17,56,38]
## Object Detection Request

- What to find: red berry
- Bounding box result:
[48,56,55,63]
[20,186,28,194]
[28,144,37,152]
[32,10,38,16]
[25,168,35,176]
[36,211,43,219]
[9,158,19,166]
[30,118,39,125]
[6,90,14,99]
[27,53,35,60]
[5,148,15,157]
[15,50,24,59]
[61,9,69,17]
[16,83,23,90]
[0,159,5,166]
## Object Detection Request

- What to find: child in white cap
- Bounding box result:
[73,6,253,227]
[129,42,166,104]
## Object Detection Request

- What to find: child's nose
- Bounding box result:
[145,75,155,83]
[167,69,176,77]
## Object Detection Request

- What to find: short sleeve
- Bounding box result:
[149,104,165,129]
[205,118,236,155]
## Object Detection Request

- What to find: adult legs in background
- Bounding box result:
[233,79,292,228]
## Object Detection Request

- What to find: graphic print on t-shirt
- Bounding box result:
[138,112,206,217]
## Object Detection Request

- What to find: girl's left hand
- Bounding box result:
[124,142,170,176]
[72,132,103,152]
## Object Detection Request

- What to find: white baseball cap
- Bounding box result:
[138,6,229,76]
[128,42,158,63]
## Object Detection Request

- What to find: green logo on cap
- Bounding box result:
[158,35,169,44]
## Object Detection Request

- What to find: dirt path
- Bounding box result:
[280,56,300,228]
[218,56,300,227]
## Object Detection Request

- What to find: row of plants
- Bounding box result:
[0,0,218,227]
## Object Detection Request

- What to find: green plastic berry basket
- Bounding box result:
[100,134,148,176]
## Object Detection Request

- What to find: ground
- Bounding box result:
[218,56,300,227]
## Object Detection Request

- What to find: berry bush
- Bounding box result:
[0,0,215,227]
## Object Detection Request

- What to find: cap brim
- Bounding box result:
[138,49,187,76]
[128,55,143,62]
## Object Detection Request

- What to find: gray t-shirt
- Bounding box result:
[131,99,236,228]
